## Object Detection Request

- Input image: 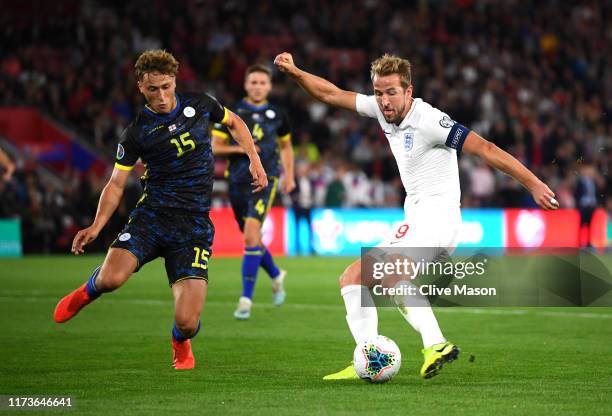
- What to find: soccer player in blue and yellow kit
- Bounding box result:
[53,50,267,370]
[212,64,295,320]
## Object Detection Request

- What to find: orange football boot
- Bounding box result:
[172,338,195,370]
[53,283,93,323]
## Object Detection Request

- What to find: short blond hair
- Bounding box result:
[370,54,412,89]
[134,49,179,81]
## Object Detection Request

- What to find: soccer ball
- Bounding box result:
[353,335,401,383]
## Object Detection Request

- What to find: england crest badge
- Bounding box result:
[404,132,414,151]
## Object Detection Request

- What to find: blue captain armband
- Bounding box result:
[445,123,470,152]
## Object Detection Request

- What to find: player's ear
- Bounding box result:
[405,84,413,99]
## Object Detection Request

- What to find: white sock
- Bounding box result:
[341,284,378,344]
[393,280,446,348]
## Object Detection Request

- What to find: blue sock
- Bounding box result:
[172,320,201,342]
[85,266,102,300]
[260,247,280,279]
[242,246,263,299]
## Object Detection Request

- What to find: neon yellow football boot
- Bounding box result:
[323,363,360,380]
[420,341,460,379]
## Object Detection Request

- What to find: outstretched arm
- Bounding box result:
[274,52,357,112]
[72,167,130,254]
[212,135,260,155]
[224,110,268,192]
[462,131,558,210]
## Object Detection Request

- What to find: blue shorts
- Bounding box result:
[110,205,214,285]
[228,177,278,231]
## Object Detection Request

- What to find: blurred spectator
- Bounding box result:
[342,163,371,208]
[0,179,19,217]
[575,163,605,246]
[291,162,314,255]
[324,163,346,207]
[469,160,495,207]
[294,132,320,165]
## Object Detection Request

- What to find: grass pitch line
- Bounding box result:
[1,293,611,320]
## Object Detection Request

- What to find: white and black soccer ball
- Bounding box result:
[353,335,401,383]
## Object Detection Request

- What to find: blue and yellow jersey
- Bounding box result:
[115,92,228,213]
[212,99,291,183]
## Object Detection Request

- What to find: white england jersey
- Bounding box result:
[355,94,469,208]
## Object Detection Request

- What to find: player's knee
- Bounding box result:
[244,234,260,248]
[339,263,361,288]
[243,219,262,248]
[244,228,261,247]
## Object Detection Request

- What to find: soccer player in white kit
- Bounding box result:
[274,52,558,379]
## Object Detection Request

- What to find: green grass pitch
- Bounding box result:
[1,255,611,415]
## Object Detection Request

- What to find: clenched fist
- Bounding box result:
[274,52,298,76]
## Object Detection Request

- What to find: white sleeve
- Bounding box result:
[355,94,379,119]
[421,106,470,151]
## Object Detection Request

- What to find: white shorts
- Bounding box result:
[376,203,462,261]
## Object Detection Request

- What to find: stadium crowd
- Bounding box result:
[0,165,141,253]
[1,0,610,252]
